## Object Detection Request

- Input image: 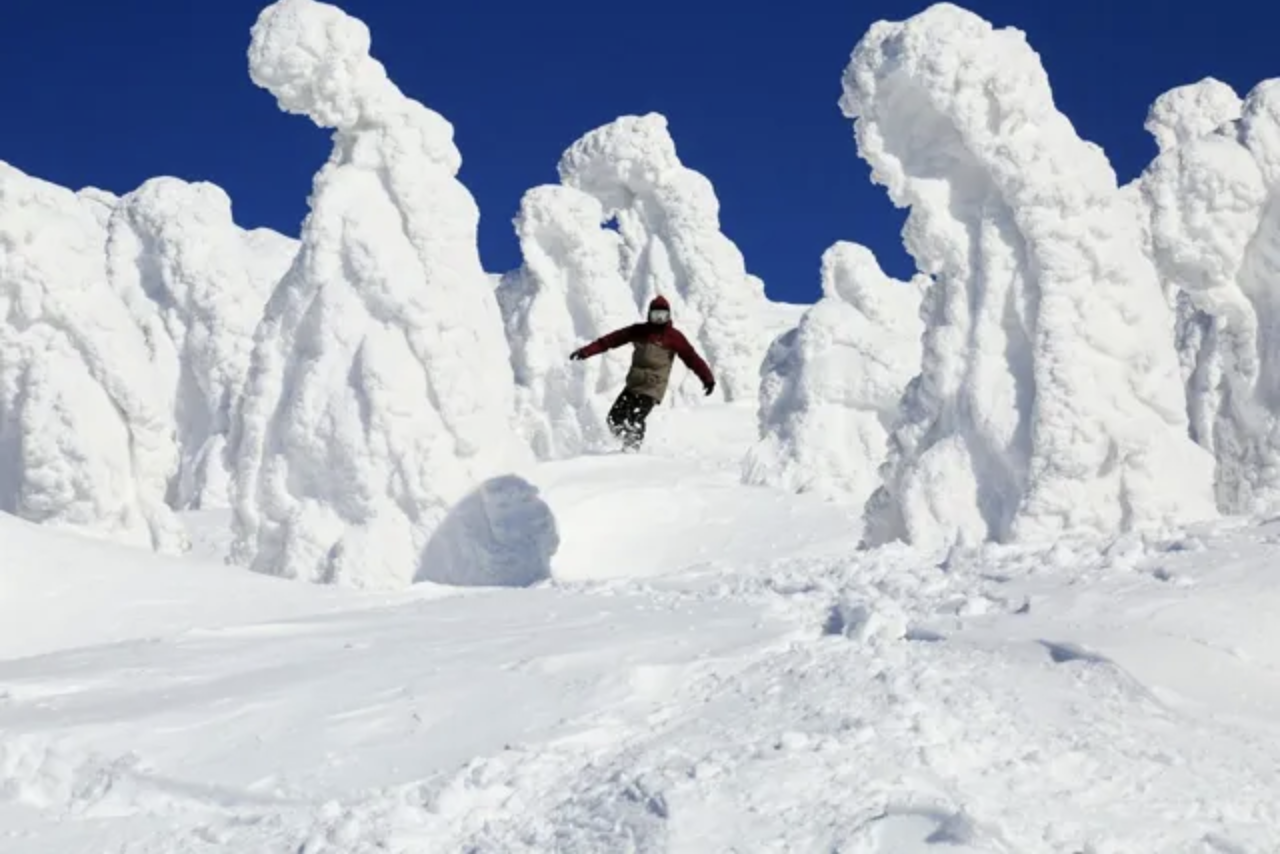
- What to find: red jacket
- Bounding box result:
[577,321,715,395]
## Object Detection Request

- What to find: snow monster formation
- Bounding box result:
[743,242,925,507]
[105,177,297,510]
[231,0,544,589]
[496,185,638,460]
[843,4,1217,550]
[0,163,186,552]
[558,113,769,404]
[1139,77,1280,514]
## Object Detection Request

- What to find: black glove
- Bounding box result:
[569,349,585,361]
[703,379,715,397]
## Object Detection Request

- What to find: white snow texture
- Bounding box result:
[558,113,768,404]
[1139,77,1280,514]
[843,3,1217,551]
[231,0,532,589]
[496,185,637,460]
[0,163,187,552]
[743,242,925,506]
[105,178,296,510]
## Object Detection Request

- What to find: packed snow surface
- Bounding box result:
[5,399,1280,852]
[231,0,531,590]
[743,241,925,506]
[842,3,1217,551]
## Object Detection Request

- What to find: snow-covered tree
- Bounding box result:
[558,113,769,404]
[0,163,186,551]
[230,0,531,589]
[105,177,296,509]
[843,4,1217,551]
[742,242,925,507]
[1138,78,1280,514]
[496,184,637,459]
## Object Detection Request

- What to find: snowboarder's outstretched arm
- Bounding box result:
[669,330,716,396]
[569,324,643,360]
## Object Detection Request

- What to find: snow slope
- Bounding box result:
[843,4,1217,551]
[743,241,925,506]
[5,398,1280,852]
[230,0,532,590]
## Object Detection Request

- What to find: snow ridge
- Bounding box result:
[842,3,1217,551]
[1139,77,1280,514]
[496,185,637,460]
[558,113,768,404]
[230,0,531,589]
[743,241,925,506]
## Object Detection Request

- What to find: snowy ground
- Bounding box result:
[3,401,1280,853]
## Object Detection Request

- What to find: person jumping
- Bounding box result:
[569,295,716,452]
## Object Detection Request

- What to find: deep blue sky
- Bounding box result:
[0,0,1273,304]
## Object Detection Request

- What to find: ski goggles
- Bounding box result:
[648,309,670,323]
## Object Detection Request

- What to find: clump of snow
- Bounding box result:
[231,0,530,589]
[75,187,120,229]
[558,113,768,403]
[842,4,1216,551]
[418,475,560,587]
[1145,78,1244,154]
[1139,78,1280,514]
[104,177,296,510]
[0,163,185,551]
[742,241,925,506]
[496,185,637,459]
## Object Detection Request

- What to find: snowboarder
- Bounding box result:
[569,295,716,451]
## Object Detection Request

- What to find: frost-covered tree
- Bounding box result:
[0,163,186,551]
[742,242,925,506]
[1138,78,1280,514]
[496,184,637,459]
[843,4,1217,551]
[105,177,296,509]
[231,0,532,589]
[558,113,768,404]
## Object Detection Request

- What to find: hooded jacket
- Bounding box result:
[574,296,714,403]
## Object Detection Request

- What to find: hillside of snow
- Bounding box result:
[7,398,1280,852]
[4,0,1280,849]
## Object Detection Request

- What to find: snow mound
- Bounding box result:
[497,185,637,459]
[0,162,185,552]
[418,475,559,587]
[1140,78,1280,514]
[232,0,530,589]
[743,241,925,506]
[105,177,296,510]
[558,113,768,403]
[842,4,1216,551]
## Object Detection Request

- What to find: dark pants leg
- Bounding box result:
[607,389,658,451]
